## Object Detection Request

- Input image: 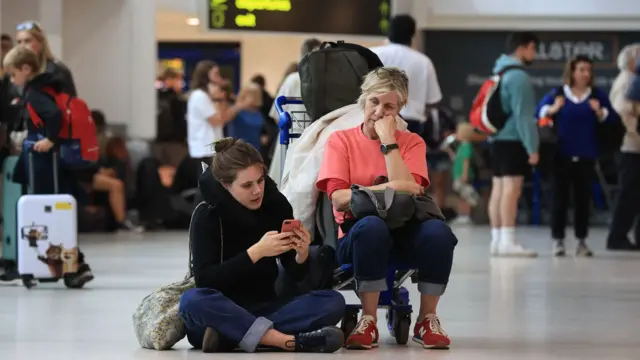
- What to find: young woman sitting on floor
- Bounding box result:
[178,138,345,353]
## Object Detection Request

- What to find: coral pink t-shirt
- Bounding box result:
[316,125,430,235]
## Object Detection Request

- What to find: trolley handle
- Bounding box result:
[275,96,304,119]
[275,96,304,146]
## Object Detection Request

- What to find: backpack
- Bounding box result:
[469,65,523,134]
[299,41,383,121]
[27,87,99,165]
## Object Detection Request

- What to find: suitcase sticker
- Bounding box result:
[36,243,79,278]
[21,222,49,247]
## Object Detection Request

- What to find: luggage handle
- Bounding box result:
[28,150,59,195]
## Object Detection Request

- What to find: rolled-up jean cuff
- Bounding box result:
[356,278,388,292]
[239,317,274,353]
[418,282,446,296]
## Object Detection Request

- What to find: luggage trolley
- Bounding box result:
[275,96,415,345]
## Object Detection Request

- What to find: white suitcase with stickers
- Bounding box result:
[17,151,79,289]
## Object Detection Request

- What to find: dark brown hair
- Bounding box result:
[563,55,594,87]
[189,60,217,91]
[300,38,321,58]
[211,138,264,184]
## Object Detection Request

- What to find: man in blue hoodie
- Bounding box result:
[488,32,540,257]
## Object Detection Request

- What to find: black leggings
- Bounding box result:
[551,156,595,240]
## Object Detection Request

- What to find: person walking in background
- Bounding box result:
[537,56,616,257]
[487,32,540,257]
[182,61,249,191]
[186,61,245,165]
[607,44,640,251]
[370,14,446,208]
[154,67,188,167]
[251,74,274,122]
[370,15,442,136]
[226,84,265,151]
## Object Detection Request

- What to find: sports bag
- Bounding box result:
[27,87,99,166]
[349,175,445,230]
[349,185,445,230]
[299,41,383,121]
[469,65,523,134]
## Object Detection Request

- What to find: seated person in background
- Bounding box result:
[87,110,141,231]
[92,136,142,232]
[179,138,345,354]
[226,83,265,150]
[316,67,458,350]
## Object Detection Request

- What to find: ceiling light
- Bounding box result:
[186,17,200,26]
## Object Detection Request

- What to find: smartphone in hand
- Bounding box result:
[281,219,301,233]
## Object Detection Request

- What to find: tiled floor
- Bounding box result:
[1,225,640,360]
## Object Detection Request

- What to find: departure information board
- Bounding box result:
[208,0,392,36]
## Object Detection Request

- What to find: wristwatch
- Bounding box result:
[380,143,399,155]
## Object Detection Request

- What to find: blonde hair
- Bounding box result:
[17,21,55,73]
[2,45,41,74]
[357,67,409,109]
[617,44,640,71]
[237,83,263,108]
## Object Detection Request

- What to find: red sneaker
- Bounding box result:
[412,314,450,349]
[345,315,379,349]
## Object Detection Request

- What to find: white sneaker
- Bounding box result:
[490,239,501,256]
[452,216,473,225]
[575,242,593,257]
[498,242,538,257]
[552,241,566,257]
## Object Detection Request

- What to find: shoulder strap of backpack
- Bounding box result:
[497,65,524,76]
[555,86,565,97]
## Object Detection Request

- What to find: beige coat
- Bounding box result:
[609,70,640,153]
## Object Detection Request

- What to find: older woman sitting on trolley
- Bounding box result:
[316,67,458,350]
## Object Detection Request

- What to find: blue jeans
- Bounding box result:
[179,288,345,353]
[337,216,458,295]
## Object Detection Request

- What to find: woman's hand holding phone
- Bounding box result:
[290,226,311,264]
[248,231,295,262]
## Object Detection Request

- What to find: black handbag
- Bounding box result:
[349,183,445,230]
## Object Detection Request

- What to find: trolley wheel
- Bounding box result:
[391,309,411,345]
[63,275,84,289]
[341,308,359,342]
[21,275,35,289]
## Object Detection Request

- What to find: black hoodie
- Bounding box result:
[23,71,65,142]
[191,169,309,307]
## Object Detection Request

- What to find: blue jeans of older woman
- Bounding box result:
[337,216,457,295]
